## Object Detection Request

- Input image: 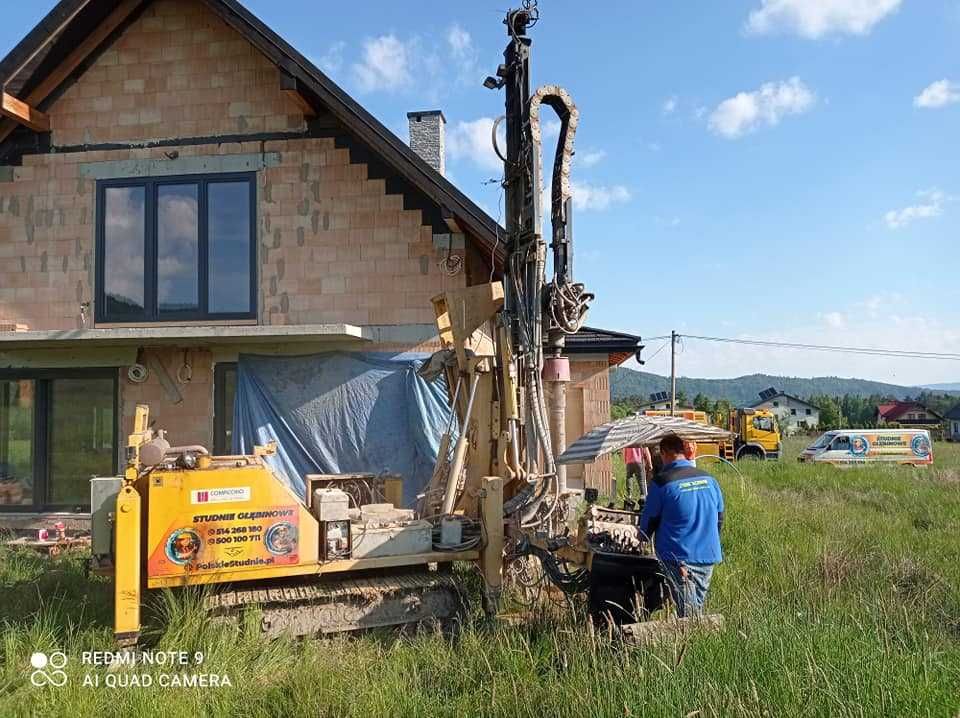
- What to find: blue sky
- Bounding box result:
[3,1,958,385]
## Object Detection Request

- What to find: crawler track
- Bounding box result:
[204,570,464,637]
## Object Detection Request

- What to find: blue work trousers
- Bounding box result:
[660,561,714,617]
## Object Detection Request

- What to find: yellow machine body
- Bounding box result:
[109,405,495,643]
[143,461,319,589]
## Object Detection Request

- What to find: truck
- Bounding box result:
[728,407,781,460]
[640,407,781,461]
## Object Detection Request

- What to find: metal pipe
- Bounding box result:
[549,381,567,494]
[441,373,480,515]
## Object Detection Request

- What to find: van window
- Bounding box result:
[831,436,850,451]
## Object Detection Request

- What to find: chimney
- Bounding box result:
[407,110,446,176]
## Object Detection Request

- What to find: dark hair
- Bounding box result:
[659,434,685,455]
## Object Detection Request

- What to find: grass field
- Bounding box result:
[1,438,959,717]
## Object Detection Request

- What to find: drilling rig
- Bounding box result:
[93,1,669,644]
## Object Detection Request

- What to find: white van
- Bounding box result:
[798,429,933,467]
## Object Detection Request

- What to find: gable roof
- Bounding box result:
[0,0,503,259]
[877,401,943,420]
[946,404,960,421]
[749,392,820,410]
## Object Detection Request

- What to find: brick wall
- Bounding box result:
[120,347,213,447]
[51,0,305,147]
[570,358,613,493]
[0,0,466,331]
[258,137,465,327]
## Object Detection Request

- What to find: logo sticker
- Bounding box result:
[165,528,202,565]
[850,436,870,457]
[191,487,251,504]
[911,434,931,458]
[264,522,297,556]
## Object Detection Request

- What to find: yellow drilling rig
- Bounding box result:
[92,2,674,644]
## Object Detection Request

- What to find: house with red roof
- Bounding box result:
[875,401,943,426]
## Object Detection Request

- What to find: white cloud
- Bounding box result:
[745,0,902,39]
[577,149,606,167]
[822,311,846,329]
[446,23,479,85]
[447,117,504,172]
[570,181,631,212]
[883,188,950,229]
[447,23,472,58]
[708,77,815,139]
[352,35,413,92]
[914,80,960,109]
[315,41,346,77]
[662,96,678,114]
[542,119,561,141]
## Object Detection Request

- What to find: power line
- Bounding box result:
[644,339,670,363]
[677,333,960,361]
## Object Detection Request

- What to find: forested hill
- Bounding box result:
[610,368,959,405]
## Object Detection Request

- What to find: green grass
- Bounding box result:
[1,440,959,717]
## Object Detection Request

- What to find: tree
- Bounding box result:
[693,393,713,413]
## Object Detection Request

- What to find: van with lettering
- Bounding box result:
[798,429,933,467]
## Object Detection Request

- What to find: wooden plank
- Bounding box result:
[278,70,315,117]
[0,0,142,142]
[622,614,724,644]
[0,93,49,132]
[3,0,94,83]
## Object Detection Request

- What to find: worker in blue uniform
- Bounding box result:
[639,433,724,617]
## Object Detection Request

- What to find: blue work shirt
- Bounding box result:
[639,459,724,564]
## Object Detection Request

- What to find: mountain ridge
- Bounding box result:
[611,368,960,406]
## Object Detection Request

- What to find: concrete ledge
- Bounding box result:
[0,323,366,349]
[78,152,282,180]
[360,324,438,344]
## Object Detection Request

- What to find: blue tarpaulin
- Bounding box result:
[232,352,452,507]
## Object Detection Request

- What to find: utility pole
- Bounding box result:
[670,330,677,416]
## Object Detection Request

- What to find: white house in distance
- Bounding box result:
[750,389,820,434]
[946,404,960,442]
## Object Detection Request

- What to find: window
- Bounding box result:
[96,174,256,323]
[772,401,779,407]
[0,370,117,511]
[832,436,850,451]
[213,363,237,455]
[790,408,797,416]
[753,416,775,432]
[806,408,812,416]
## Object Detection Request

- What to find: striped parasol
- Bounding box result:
[558,414,735,465]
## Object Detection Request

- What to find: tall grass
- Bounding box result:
[0,439,958,717]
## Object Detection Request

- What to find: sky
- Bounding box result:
[2,0,958,385]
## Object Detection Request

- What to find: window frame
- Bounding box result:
[95,172,257,324]
[213,362,238,456]
[0,368,118,513]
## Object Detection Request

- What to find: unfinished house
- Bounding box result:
[0,0,640,529]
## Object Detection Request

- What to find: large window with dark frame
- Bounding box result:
[0,370,117,512]
[95,173,256,324]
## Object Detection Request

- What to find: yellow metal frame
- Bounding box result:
[110,402,505,643]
